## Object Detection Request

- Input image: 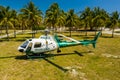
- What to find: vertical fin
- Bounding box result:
[92,31,101,48]
[94,31,101,41]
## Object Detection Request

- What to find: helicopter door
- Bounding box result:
[25,42,33,53]
[33,42,42,53]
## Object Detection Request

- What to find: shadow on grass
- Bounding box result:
[0,36,32,42]
[10,36,31,41]
[0,55,18,59]
[101,35,113,38]
[16,51,85,72]
[15,51,84,60]
[0,51,87,72]
[0,51,84,60]
[43,58,68,72]
[0,38,26,42]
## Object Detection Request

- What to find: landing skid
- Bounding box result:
[26,53,46,59]
[26,52,55,59]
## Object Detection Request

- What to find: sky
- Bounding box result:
[0,0,120,13]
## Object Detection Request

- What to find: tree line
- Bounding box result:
[0,1,120,40]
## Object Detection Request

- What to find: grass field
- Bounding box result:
[0,32,120,80]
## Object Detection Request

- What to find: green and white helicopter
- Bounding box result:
[18,29,101,58]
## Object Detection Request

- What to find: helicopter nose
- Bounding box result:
[18,49,24,52]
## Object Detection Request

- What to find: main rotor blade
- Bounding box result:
[57,34,80,43]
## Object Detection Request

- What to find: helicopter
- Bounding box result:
[18,29,101,58]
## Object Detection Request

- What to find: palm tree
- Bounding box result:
[56,10,66,32]
[45,3,60,31]
[0,6,14,40]
[66,9,79,37]
[0,6,3,35]
[92,7,108,35]
[11,10,18,38]
[80,7,109,36]
[17,14,28,34]
[20,1,42,38]
[80,7,93,36]
[109,11,119,37]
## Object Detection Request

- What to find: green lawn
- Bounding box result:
[0,32,120,80]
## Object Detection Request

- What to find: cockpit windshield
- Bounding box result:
[21,41,29,48]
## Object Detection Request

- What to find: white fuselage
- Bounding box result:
[18,35,58,54]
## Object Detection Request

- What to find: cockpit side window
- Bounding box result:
[34,42,41,48]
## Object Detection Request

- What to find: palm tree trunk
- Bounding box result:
[95,30,97,36]
[52,23,56,33]
[0,26,2,35]
[6,25,9,41]
[33,30,35,38]
[112,28,114,38]
[14,29,16,38]
[13,22,16,38]
[95,26,98,36]
[31,24,35,38]
[85,26,87,36]
[69,27,72,37]
[85,31,87,36]
[22,25,24,34]
[32,26,34,38]
[100,27,103,36]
